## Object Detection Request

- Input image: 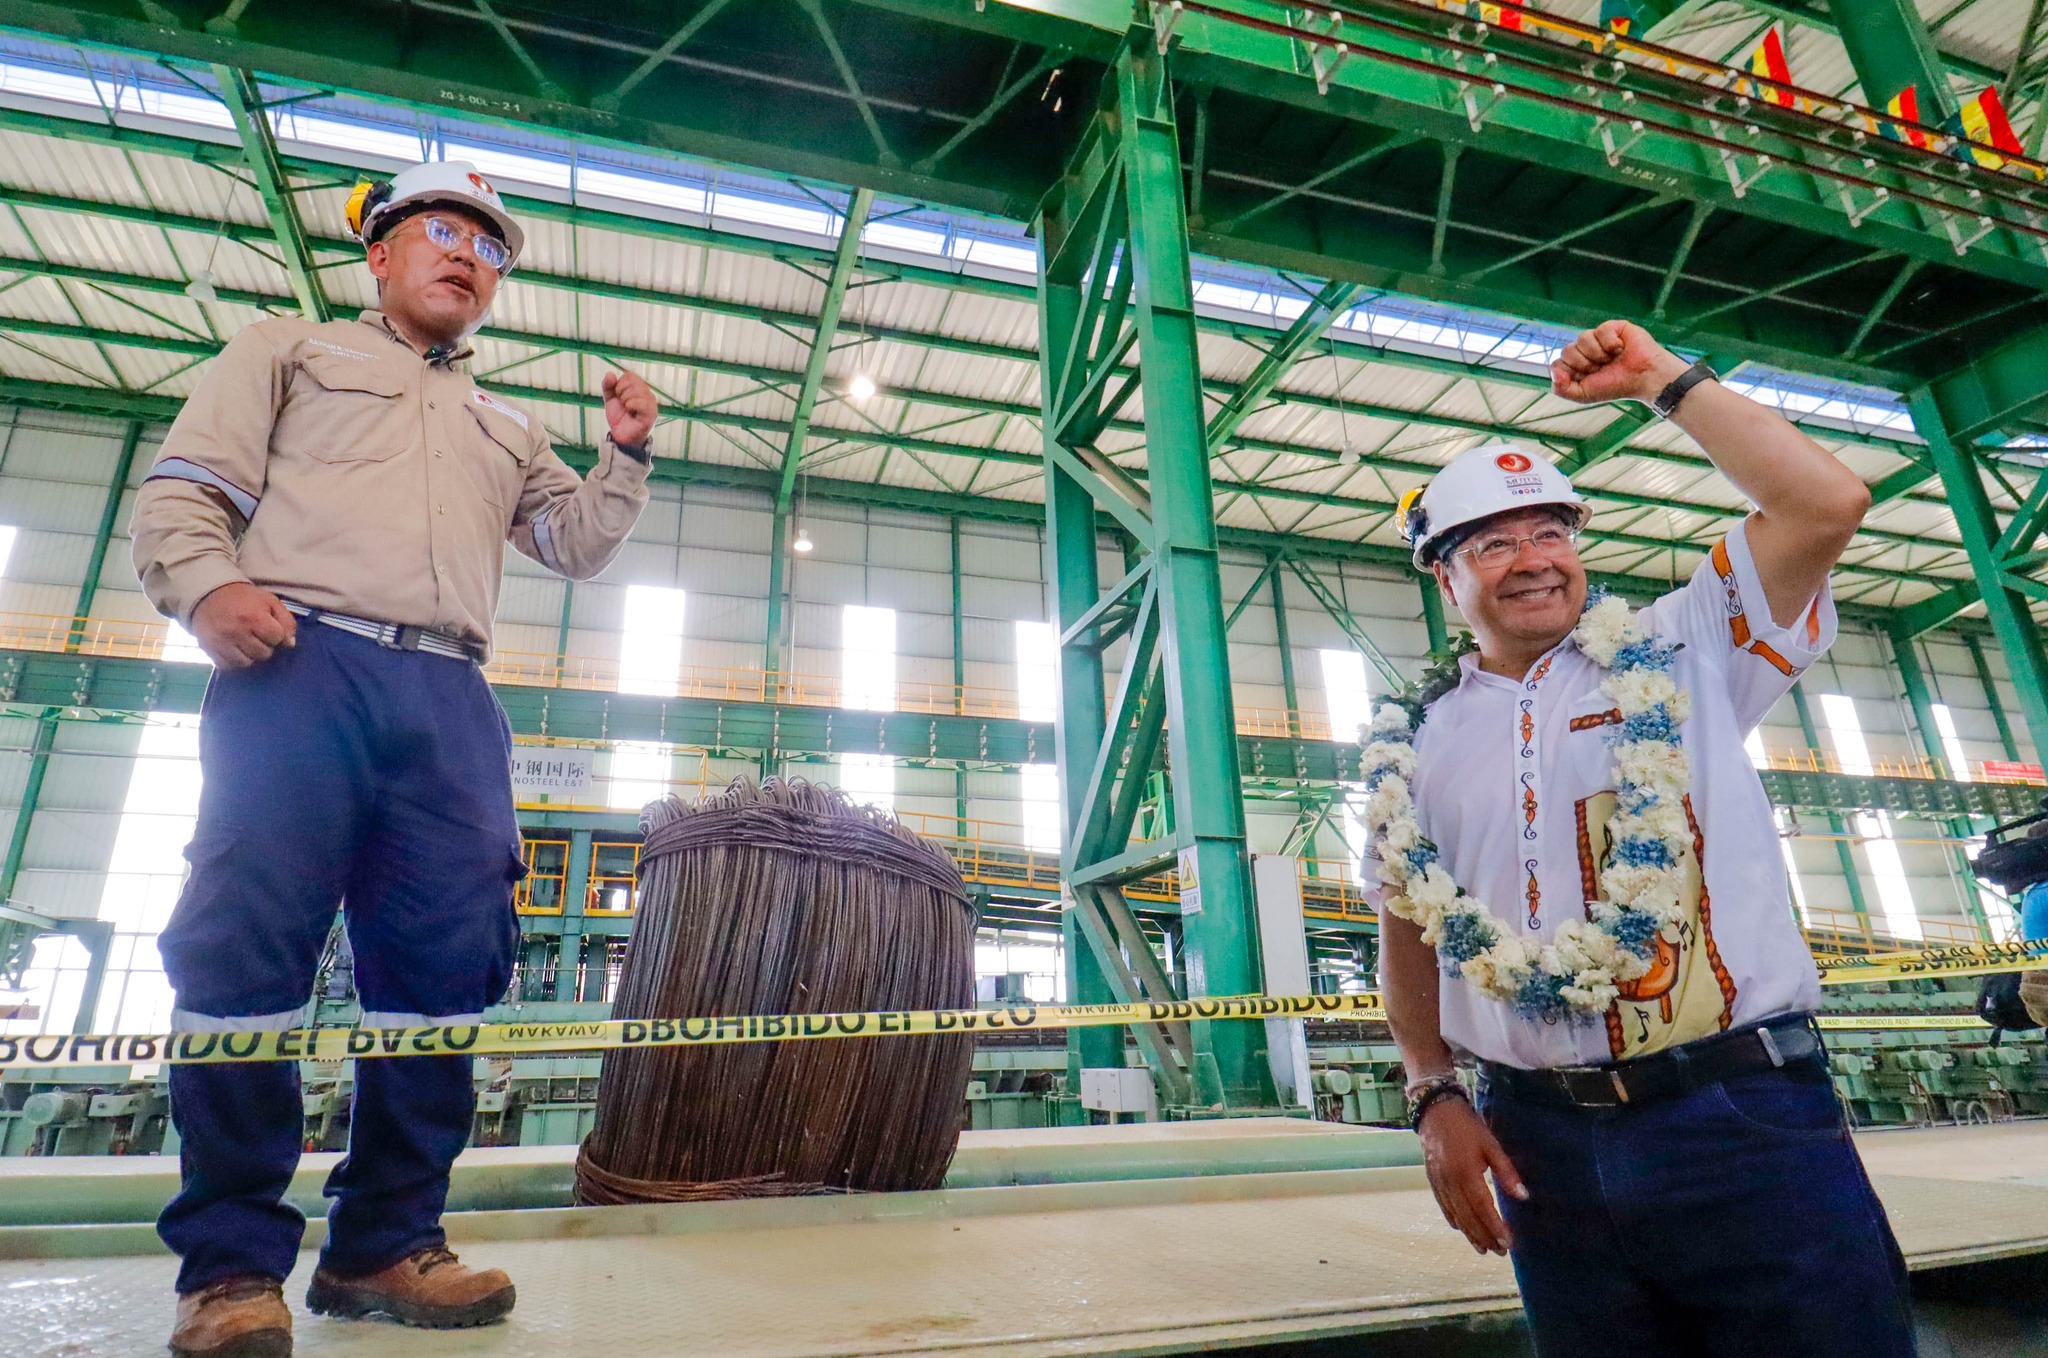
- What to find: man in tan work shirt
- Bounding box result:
[131,161,655,1358]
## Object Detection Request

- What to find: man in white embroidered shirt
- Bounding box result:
[1375,320,1912,1356]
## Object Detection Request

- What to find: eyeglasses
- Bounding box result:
[403,214,510,273]
[1453,524,1580,569]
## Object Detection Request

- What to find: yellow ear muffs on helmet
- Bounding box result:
[344,179,394,244]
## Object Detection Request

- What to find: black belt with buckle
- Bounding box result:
[282,602,486,664]
[1479,1012,1825,1110]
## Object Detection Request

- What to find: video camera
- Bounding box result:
[1971,799,2048,895]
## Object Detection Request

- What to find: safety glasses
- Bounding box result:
[412,214,511,274]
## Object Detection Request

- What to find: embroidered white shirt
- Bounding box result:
[1372,521,1834,1070]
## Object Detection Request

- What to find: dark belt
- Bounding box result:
[281,602,486,664]
[1479,1012,1824,1111]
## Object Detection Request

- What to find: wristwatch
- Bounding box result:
[1650,359,1718,419]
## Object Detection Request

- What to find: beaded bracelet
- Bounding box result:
[1405,1072,1470,1130]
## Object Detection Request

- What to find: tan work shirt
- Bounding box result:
[131,311,650,655]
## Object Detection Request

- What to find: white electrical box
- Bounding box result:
[1252,853,1315,1108]
[1079,1067,1158,1117]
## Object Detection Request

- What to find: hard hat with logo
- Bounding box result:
[1396,441,1590,570]
[344,161,525,272]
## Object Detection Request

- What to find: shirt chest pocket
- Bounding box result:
[462,398,534,512]
[277,354,409,463]
[1565,695,1624,789]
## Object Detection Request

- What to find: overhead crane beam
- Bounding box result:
[1818,0,1961,120]
[6,1,2048,387]
[213,66,328,322]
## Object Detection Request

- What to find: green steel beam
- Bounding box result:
[1926,323,2048,444]
[0,163,1969,474]
[1204,280,1365,450]
[764,187,874,693]
[213,66,329,322]
[68,421,143,651]
[1268,561,1300,740]
[1792,685,1873,923]
[950,515,969,841]
[1911,389,2048,762]
[1889,620,1992,935]
[0,306,1972,577]
[1041,33,1275,1110]
[5,645,2036,818]
[1964,632,2025,761]
[0,713,55,909]
[1829,0,1962,122]
[5,0,2048,389]
[1896,582,1982,638]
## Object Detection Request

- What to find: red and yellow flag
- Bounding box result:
[1745,26,1796,108]
[1476,0,1526,31]
[1884,85,1934,148]
[1954,85,2028,171]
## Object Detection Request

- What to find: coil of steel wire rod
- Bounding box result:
[575,776,977,1204]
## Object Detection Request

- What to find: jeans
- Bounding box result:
[155,623,525,1293]
[1479,1046,1916,1358]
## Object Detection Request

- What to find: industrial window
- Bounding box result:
[618,585,687,698]
[161,620,209,666]
[842,605,896,712]
[5,716,201,1037]
[1014,621,1058,723]
[1318,649,1373,745]
[1930,703,1972,782]
[0,524,16,577]
[1820,694,1922,942]
[837,752,894,814]
[1020,762,1061,852]
[607,741,672,811]
[1746,729,1810,924]
[975,929,1064,1003]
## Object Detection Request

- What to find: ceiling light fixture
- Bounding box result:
[848,373,877,402]
[793,527,815,554]
[184,270,220,303]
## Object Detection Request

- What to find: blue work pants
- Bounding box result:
[1479,1052,1916,1357]
[155,623,524,1293]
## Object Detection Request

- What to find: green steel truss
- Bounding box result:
[1039,33,1275,1111]
[0,0,2045,388]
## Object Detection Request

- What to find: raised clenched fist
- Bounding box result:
[602,368,658,451]
[1550,319,1691,407]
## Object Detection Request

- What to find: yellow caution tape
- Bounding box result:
[1816,1014,1989,1031]
[10,938,2044,1071]
[1816,939,2048,986]
[0,993,1389,1071]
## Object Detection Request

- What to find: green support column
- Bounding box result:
[1419,575,1449,656]
[6,419,144,906]
[552,580,575,685]
[1833,0,1961,123]
[764,188,874,697]
[552,829,593,1003]
[1037,30,1276,1112]
[1909,391,2048,762]
[951,516,970,842]
[1891,623,1991,936]
[1964,634,2023,761]
[1268,560,1299,739]
[1791,685,1872,924]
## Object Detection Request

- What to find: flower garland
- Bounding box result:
[1360,593,1692,1022]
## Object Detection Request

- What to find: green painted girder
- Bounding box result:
[4,646,2036,820]
[0,303,1973,577]
[0,143,1961,473]
[213,65,329,322]
[775,187,875,514]
[0,0,2042,391]
[1830,0,1962,122]
[1926,320,2048,443]
[0,370,1991,627]
[1205,278,1365,449]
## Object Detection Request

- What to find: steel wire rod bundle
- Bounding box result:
[576,776,975,1204]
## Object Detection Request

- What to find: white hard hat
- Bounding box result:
[344,161,525,272]
[1397,441,1591,571]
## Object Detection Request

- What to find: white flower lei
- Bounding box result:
[1362,593,1692,1022]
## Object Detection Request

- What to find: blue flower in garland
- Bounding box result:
[1612,635,1683,673]
[1611,835,1676,869]
[1615,706,1680,744]
[1436,909,1500,966]
[1603,908,1665,956]
[1512,971,1574,1024]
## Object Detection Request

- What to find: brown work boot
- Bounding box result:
[304,1245,514,1329]
[168,1275,292,1358]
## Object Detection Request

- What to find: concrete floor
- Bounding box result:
[2,1121,2045,1357]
